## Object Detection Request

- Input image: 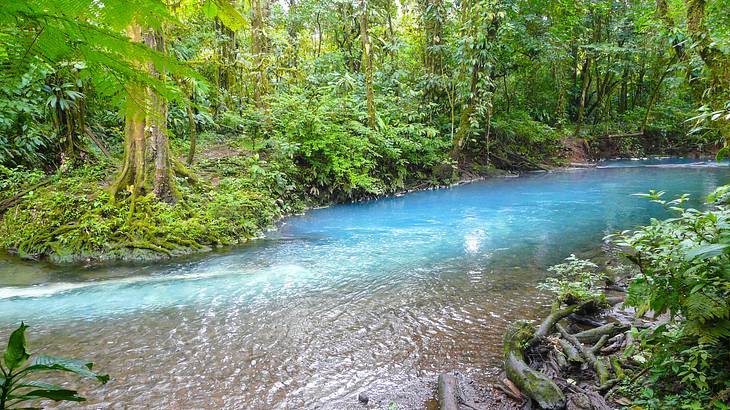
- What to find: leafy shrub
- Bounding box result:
[538,254,606,304]
[610,187,730,408]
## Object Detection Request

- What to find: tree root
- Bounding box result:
[112,241,173,256]
[533,301,583,342]
[559,338,584,363]
[504,321,566,409]
[0,177,55,214]
[573,323,628,344]
[557,324,612,386]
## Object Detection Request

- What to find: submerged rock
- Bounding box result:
[358,391,369,404]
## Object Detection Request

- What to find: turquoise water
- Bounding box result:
[0,158,728,408]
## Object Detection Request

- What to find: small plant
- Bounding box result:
[539,254,605,304]
[0,323,108,409]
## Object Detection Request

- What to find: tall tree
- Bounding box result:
[359,0,377,128]
[685,0,730,144]
[111,23,179,203]
[251,0,270,107]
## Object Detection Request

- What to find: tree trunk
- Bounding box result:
[360,0,376,129]
[111,23,179,204]
[451,62,479,162]
[575,58,591,136]
[251,0,270,107]
[685,0,730,143]
[186,104,197,166]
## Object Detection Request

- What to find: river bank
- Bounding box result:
[0,112,715,267]
[0,141,531,266]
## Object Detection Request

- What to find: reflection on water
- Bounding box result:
[0,159,728,408]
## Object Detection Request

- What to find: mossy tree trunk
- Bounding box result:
[111,23,179,204]
[251,0,270,108]
[685,0,730,144]
[360,0,377,129]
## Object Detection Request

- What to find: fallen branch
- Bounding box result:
[84,126,111,159]
[0,177,54,214]
[437,373,461,410]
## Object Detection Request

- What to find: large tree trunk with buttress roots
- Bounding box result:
[111,23,180,204]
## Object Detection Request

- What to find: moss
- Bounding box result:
[0,156,304,264]
[504,320,566,410]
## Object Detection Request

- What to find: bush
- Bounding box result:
[610,187,730,408]
[538,254,606,305]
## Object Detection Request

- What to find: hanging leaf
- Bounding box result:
[212,0,247,31]
[203,0,218,19]
[3,322,30,372]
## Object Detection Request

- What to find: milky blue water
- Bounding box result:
[0,158,727,408]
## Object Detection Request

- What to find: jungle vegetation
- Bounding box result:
[1,1,730,408]
[0,0,728,257]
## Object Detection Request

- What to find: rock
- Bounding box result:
[357,391,369,404]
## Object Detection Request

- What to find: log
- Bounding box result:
[504,321,566,409]
[574,323,627,344]
[437,373,460,410]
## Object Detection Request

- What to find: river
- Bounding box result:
[0,158,727,409]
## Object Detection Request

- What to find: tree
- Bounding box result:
[684,0,730,146]
[359,0,377,128]
[110,23,179,203]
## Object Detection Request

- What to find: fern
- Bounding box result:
[0,0,199,109]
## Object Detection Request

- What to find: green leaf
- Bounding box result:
[203,0,218,18]
[24,356,109,384]
[4,322,30,372]
[12,388,85,402]
[213,0,247,30]
[716,146,730,162]
[685,243,730,261]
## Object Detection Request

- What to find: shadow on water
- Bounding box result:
[0,158,728,408]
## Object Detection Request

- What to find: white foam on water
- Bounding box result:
[0,262,314,301]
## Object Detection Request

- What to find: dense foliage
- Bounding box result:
[609,188,730,408]
[0,0,729,259]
